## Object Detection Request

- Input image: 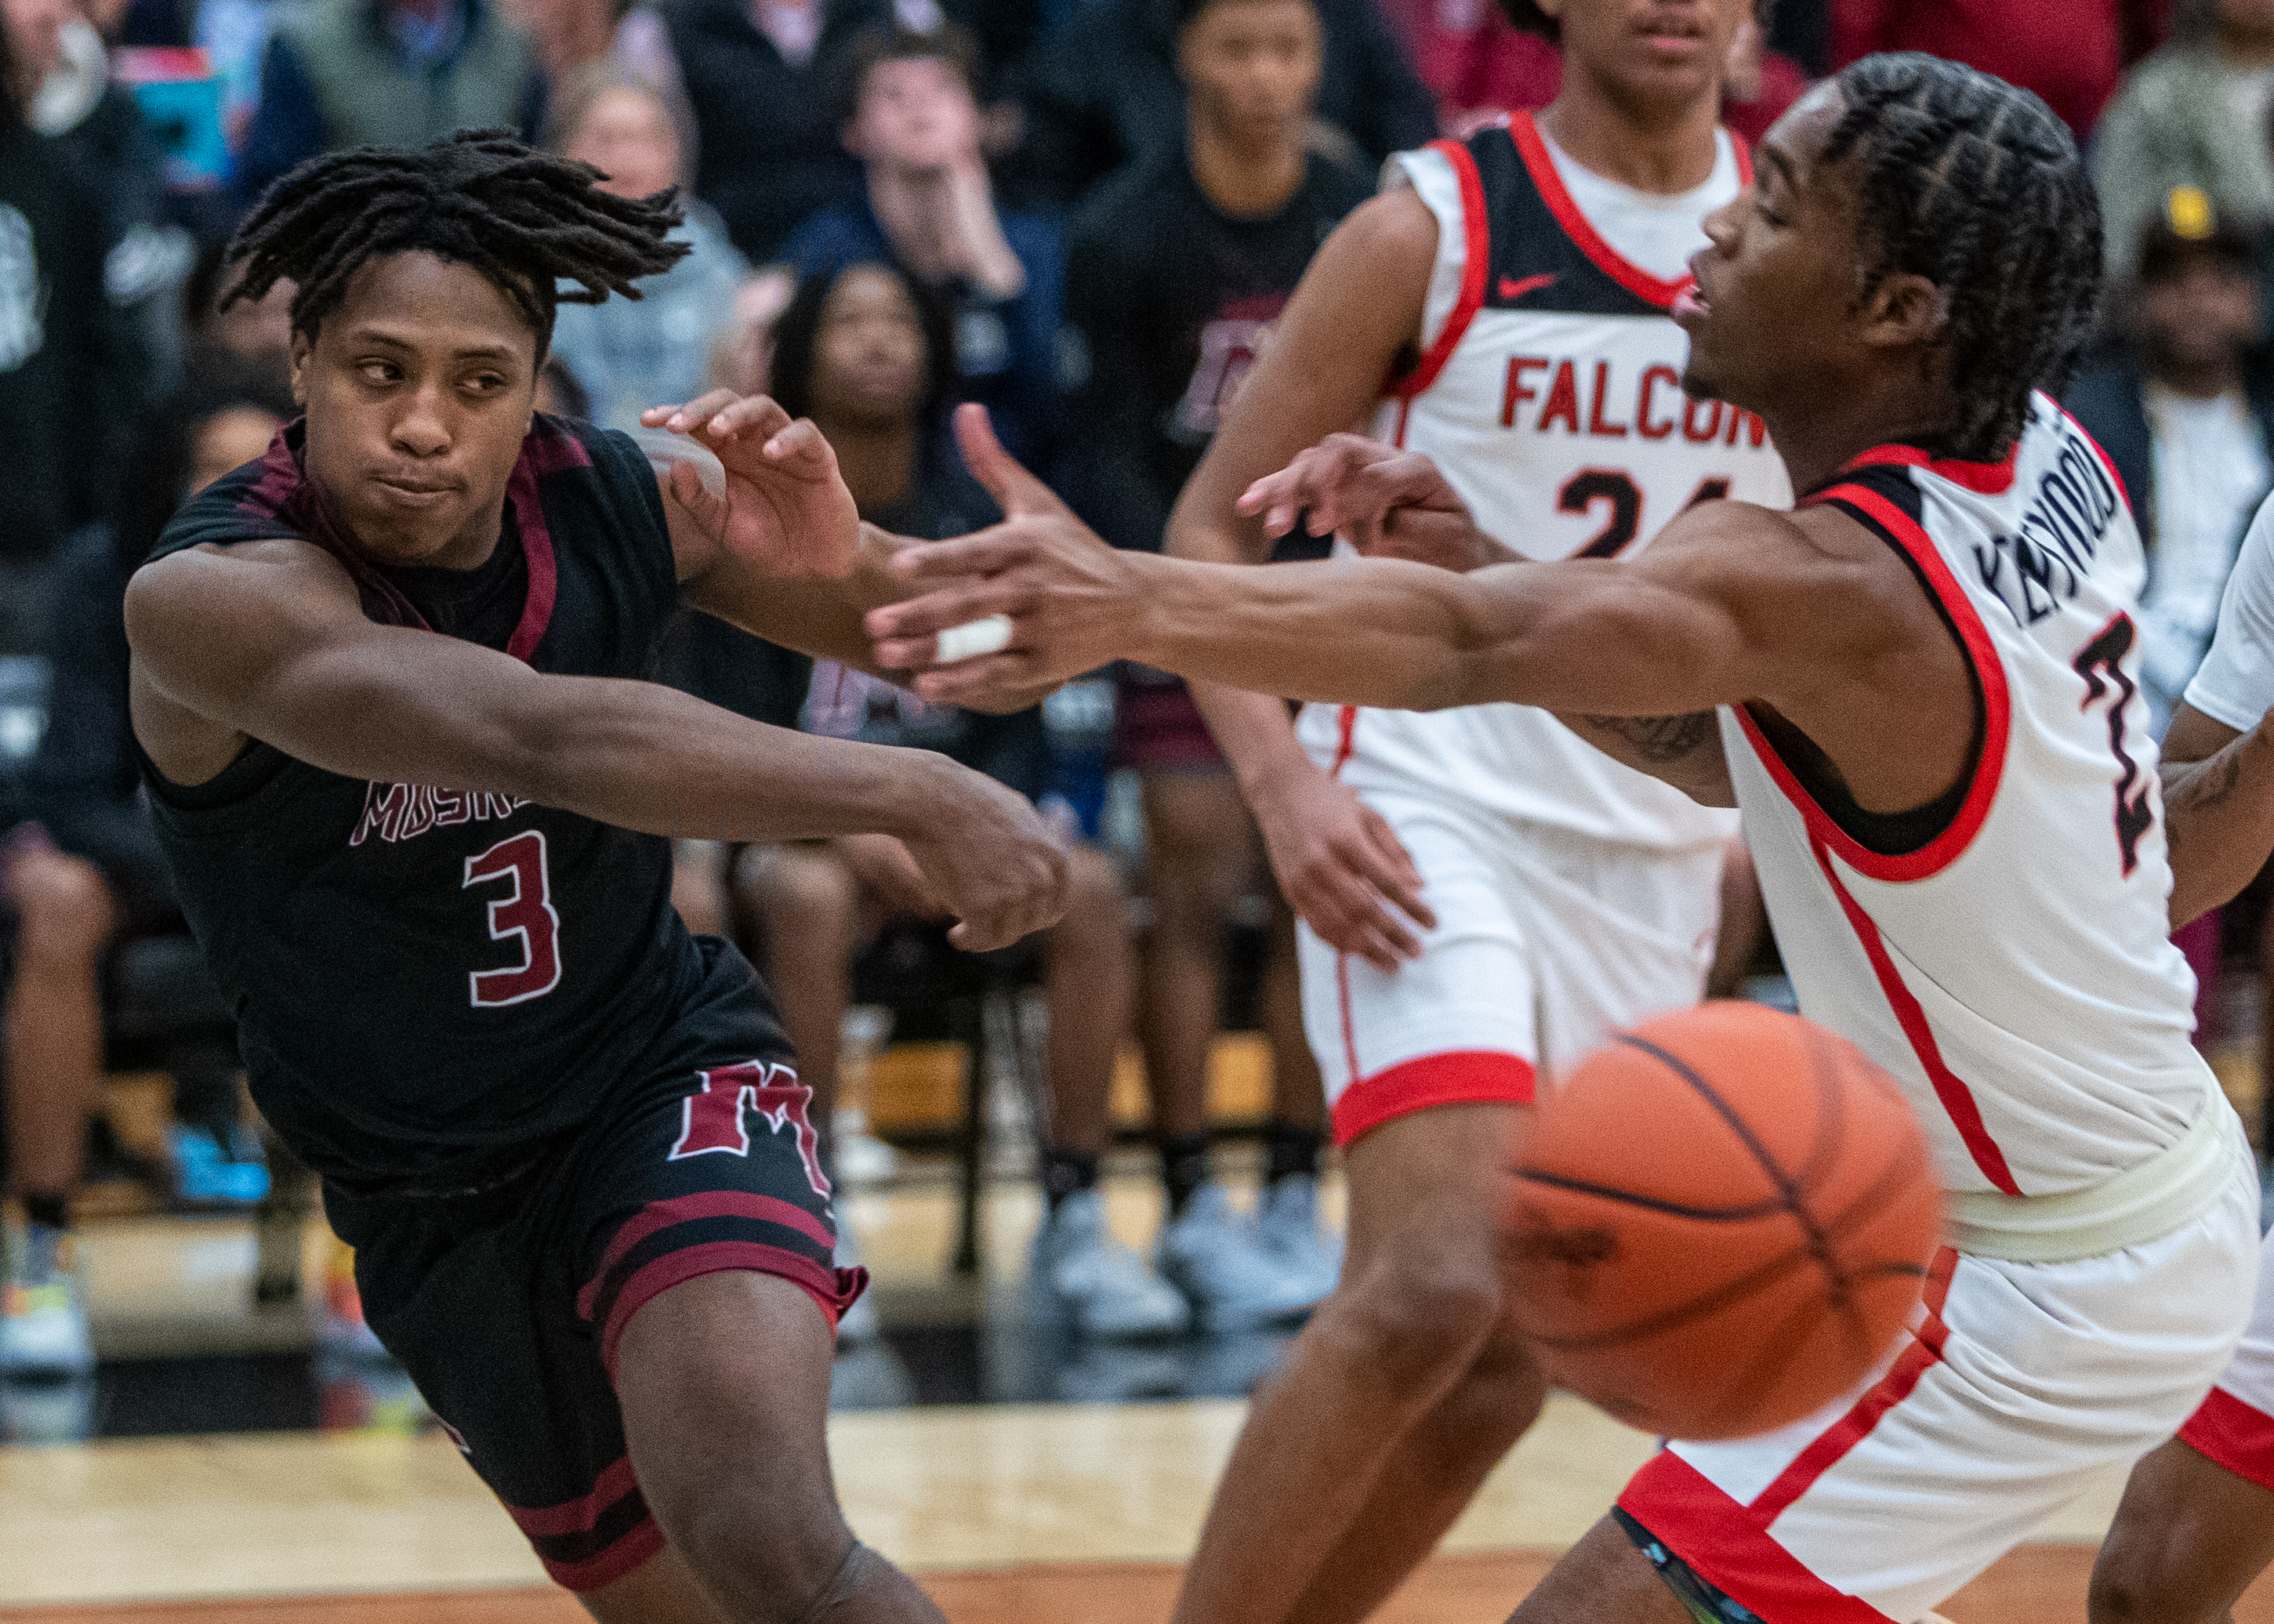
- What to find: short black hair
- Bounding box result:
[1499,0,1772,43]
[836,24,985,127]
[1176,0,1318,27]
[220,128,691,364]
[1820,53,2103,464]
[768,259,956,433]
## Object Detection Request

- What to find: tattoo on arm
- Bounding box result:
[1580,711,1720,764]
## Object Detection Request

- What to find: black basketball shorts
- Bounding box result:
[322,961,866,1592]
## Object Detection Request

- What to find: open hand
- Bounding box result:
[1238,434,1510,574]
[865,405,1143,708]
[1249,760,1434,971]
[644,392,860,578]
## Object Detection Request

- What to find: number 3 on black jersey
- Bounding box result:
[464,830,563,1006]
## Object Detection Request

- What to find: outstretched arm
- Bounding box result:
[865,419,1966,814]
[126,541,1065,948]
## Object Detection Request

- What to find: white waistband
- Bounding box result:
[1946,1080,2251,1263]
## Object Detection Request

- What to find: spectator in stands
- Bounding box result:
[544,67,749,426]
[786,24,1064,471]
[233,0,545,210]
[665,0,884,262]
[1830,0,2167,140]
[1717,1,1808,146]
[0,381,288,1376]
[2066,197,2274,1064]
[2096,0,2274,286]
[1016,0,1433,207]
[1374,0,1557,130]
[1057,0,1360,1328]
[705,262,798,395]
[0,3,152,643]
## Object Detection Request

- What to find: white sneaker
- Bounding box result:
[0,1225,96,1377]
[834,1220,880,1345]
[1158,1184,1329,1332]
[1032,1188,1191,1339]
[1257,1176,1344,1305]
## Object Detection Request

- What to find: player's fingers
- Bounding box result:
[1359,810,1435,929]
[761,415,833,468]
[662,390,742,434]
[1326,859,1422,959]
[909,651,1041,705]
[667,459,723,532]
[871,589,1030,667]
[709,394,793,444]
[881,529,1036,588]
[953,404,1070,520]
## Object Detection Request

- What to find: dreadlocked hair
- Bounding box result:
[220,128,691,361]
[1820,54,2103,465]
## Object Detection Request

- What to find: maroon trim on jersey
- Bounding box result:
[1616,1251,1956,1624]
[1748,482,2012,884]
[2179,1386,2274,1492]
[1330,1051,1537,1147]
[1842,441,2019,497]
[1507,111,1694,311]
[1388,139,1490,403]
[502,421,590,662]
[599,1242,862,1377]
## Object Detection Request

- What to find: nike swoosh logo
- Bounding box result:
[1498,273,1558,302]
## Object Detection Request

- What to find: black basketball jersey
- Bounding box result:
[142,416,724,1192]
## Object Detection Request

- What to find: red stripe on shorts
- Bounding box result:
[577,1189,836,1320]
[1748,1245,1957,1521]
[2179,1385,2274,1494]
[1617,1452,1897,1623]
[539,1516,666,1593]
[1329,1050,1536,1147]
[600,1239,863,1378]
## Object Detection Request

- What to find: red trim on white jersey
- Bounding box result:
[1329,1049,1537,1147]
[1506,111,1695,311]
[2179,1385,2274,1493]
[1744,482,2014,884]
[1843,441,2019,498]
[1751,1247,1958,1517]
[2056,404,2138,520]
[1389,139,1490,402]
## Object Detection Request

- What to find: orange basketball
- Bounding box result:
[1503,1002,1943,1441]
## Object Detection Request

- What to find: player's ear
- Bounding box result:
[288,329,311,408]
[1857,270,1951,354]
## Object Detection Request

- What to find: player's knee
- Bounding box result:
[657,1480,854,1623]
[11,853,116,966]
[2086,1532,2191,1624]
[1327,1248,1504,1385]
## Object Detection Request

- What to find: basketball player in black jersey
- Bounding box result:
[125,131,1064,1624]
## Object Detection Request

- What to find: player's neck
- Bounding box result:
[1761,381,1964,497]
[2150,354,2244,402]
[1186,117,1305,219]
[815,416,916,515]
[1538,77,1721,195]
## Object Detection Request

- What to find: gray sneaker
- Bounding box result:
[1031,1188,1191,1339]
[1257,1176,1343,1306]
[0,1225,95,1378]
[1158,1184,1332,1332]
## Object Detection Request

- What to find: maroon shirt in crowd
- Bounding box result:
[1831,0,2170,138]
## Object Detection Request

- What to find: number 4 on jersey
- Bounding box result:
[463,830,562,1007]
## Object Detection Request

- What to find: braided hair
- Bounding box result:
[220,128,691,363]
[1819,54,2102,463]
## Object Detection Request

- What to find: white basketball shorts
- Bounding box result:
[1298,782,1725,1148]
[1617,1150,2258,1623]
[2177,1221,2274,1492]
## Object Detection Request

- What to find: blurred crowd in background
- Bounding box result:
[5,0,2274,1394]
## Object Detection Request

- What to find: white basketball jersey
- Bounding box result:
[1724,398,2209,1198]
[1295,114,1793,850]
